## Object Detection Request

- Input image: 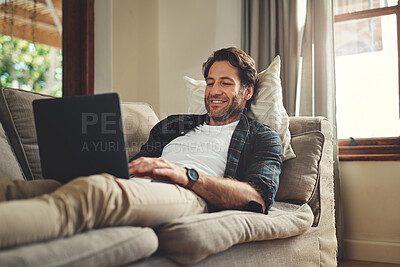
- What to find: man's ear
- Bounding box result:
[244,85,254,101]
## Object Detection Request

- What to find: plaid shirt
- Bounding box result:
[131,112,283,213]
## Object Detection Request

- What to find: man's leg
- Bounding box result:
[0,179,62,202]
[0,173,207,249]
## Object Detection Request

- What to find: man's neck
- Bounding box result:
[208,115,241,126]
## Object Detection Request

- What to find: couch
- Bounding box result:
[0,87,337,266]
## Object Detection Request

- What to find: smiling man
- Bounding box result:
[205,60,252,125]
[0,47,283,249]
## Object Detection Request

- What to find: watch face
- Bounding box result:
[188,168,199,181]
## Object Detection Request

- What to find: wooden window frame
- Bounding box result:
[338,137,400,161]
[62,0,94,96]
[335,2,400,161]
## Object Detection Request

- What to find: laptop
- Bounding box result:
[33,93,130,183]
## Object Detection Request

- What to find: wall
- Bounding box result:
[340,161,400,264]
[112,0,160,115]
[158,0,242,118]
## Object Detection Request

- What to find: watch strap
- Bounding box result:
[184,167,197,189]
[185,179,196,189]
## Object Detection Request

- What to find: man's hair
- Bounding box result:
[202,47,258,107]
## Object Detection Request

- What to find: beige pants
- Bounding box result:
[0,174,208,249]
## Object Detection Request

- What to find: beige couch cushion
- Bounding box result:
[0,226,158,267]
[121,102,159,160]
[156,202,313,265]
[276,131,324,204]
[0,122,24,180]
[0,88,52,180]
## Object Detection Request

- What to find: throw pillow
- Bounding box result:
[275,131,325,204]
[0,87,53,180]
[157,202,313,265]
[183,55,295,161]
[0,226,158,266]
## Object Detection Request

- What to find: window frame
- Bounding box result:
[338,137,400,161]
[334,2,400,161]
[62,0,94,96]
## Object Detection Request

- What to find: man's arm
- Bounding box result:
[237,124,283,213]
[128,157,266,212]
[189,173,266,212]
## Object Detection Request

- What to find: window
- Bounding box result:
[0,0,63,96]
[0,0,94,97]
[334,0,400,161]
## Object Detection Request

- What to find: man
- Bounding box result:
[0,47,282,249]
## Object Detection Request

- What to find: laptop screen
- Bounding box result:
[33,93,129,183]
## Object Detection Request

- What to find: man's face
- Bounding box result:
[204,61,253,126]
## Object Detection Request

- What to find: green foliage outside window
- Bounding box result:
[0,35,62,97]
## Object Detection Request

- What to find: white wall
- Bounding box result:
[340,161,400,264]
[112,0,160,115]
[158,0,241,118]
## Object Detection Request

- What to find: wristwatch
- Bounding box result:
[185,167,199,189]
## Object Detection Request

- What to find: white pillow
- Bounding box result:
[183,55,296,161]
[184,76,207,114]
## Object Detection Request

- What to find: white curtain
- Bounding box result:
[242,0,343,259]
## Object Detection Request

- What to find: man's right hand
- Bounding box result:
[128,157,189,186]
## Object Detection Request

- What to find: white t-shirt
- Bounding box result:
[160,120,239,177]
